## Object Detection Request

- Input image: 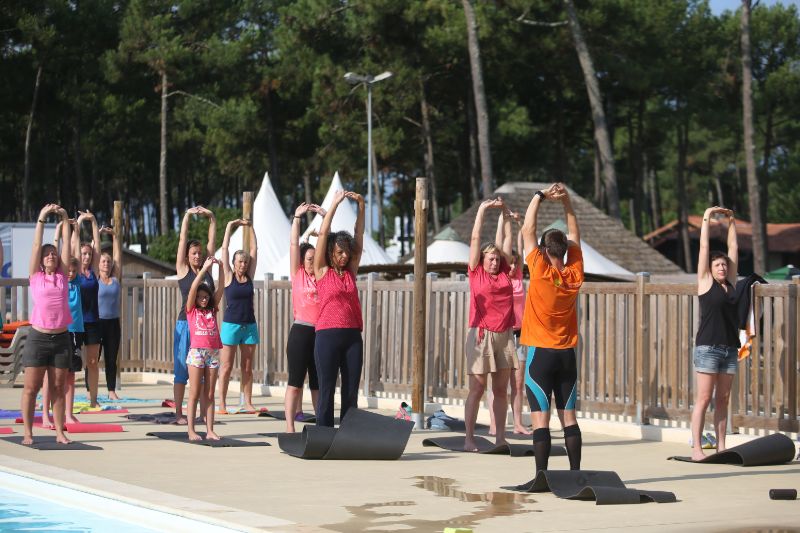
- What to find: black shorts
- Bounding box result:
[83,321,101,345]
[22,329,72,369]
[524,346,578,412]
[69,332,84,372]
[286,323,319,390]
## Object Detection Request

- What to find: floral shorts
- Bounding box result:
[186,348,220,369]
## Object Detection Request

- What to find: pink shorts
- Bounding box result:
[186,348,220,369]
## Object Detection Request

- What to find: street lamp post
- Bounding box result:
[344,70,393,237]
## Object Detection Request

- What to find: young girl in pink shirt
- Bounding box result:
[185,256,224,441]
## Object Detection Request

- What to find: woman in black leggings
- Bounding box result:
[97,225,123,400]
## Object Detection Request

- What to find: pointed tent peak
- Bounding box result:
[434,227,461,242]
[319,171,346,211]
[330,171,344,190]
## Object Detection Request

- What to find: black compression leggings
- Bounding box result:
[98,318,121,391]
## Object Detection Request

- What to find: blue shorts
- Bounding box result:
[173,320,190,385]
[220,322,259,345]
[693,345,738,375]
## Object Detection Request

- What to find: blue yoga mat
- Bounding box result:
[55,394,157,405]
[0,410,40,419]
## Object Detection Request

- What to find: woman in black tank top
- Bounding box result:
[691,206,738,461]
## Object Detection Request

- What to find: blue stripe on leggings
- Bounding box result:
[524,346,549,411]
[565,380,577,410]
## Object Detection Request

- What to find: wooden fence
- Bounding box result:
[2,274,797,432]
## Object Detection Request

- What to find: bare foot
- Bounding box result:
[285,424,296,434]
[488,426,496,436]
[691,449,706,461]
[513,426,533,435]
[463,439,479,452]
[188,431,202,441]
[40,419,54,430]
[55,434,72,445]
[174,416,188,426]
[494,438,508,447]
[66,415,81,425]
[108,391,120,400]
[22,434,34,445]
[205,431,221,441]
[244,404,258,413]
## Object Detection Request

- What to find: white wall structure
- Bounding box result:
[269,172,393,278]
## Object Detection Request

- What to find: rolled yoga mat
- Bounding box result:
[1,436,102,450]
[504,470,677,505]
[0,427,13,434]
[668,433,797,466]
[422,435,567,458]
[258,410,316,423]
[146,431,270,448]
[278,408,413,460]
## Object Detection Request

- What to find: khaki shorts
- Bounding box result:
[465,327,518,375]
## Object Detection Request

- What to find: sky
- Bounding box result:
[709,0,798,15]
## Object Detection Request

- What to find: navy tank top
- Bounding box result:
[696,280,739,348]
[78,269,99,323]
[224,276,256,324]
[177,269,215,322]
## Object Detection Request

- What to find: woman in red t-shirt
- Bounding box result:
[464,198,517,452]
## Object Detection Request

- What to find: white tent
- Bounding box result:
[214,171,291,278]
[540,219,633,277]
[269,172,393,277]
[404,227,471,264]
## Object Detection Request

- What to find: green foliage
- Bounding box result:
[146,206,241,263]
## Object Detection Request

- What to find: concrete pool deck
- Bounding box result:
[0,381,798,532]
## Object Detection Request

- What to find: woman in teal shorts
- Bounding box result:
[218,218,259,413]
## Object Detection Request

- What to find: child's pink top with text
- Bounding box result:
[292,267,320,325]
[29,270,72,330]
[187,307,223,349]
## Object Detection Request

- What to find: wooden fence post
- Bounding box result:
[142,272,151,372]
[412,178,428,429]
[242,191,253,250]
[634,272,650,424]
[363,271,378,398]
[425,272,437,405]
[789,276,800,428]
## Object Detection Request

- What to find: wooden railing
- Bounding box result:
[2,274,797,432]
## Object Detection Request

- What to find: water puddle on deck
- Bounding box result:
[321,475,538,532]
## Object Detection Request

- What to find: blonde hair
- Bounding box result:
[480,242,500,256]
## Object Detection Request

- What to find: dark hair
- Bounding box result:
[540,229,568,259]
[299,242,315,264]
[186,239,203,257]
[69,257,80,268]
[325,231,355,267]
[80,242,93,254]
[195,283,214,310]
[709,251,730,267]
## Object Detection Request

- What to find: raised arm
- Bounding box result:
[515,215,525,258]
[726,213,738,283]
[30,204,63,275]
[247,220,258,279]
[557,184,580,246]
[176,207,196,274]
[221,219,238,283]
[88,212,101,272]
[313,190,346,280]
[198,206,217,259]
[186,256,216,314]
[290,203,312,275]
[100,226,123,278]
[494,210,513,264]
[469,198,503,270]
[344,191,365,275]
[58,208,71,275]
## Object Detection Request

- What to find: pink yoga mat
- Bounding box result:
[0,427,13,434]
[81,409,129,415]
[15,417,124,433]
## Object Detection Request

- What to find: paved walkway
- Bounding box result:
[0,382,798,532]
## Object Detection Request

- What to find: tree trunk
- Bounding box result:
[741,0,767,273]
[461,0,493,198]
[555,91,566,181]
[23,64,43,221]
[420,80,441,233]
[265,81,280,190]
[760,100,773,224]
[159,70,169,235]
[371,149,385,245]
[676,118,693,273]
[303,168,313,225]
[563,0,621,220]
[593,142,604,209]
[466,85,480,204]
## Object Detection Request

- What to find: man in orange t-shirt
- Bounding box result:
[520,183,585,473]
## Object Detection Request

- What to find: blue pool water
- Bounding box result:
[0,486,157,532]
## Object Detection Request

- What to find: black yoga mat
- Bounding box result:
[668,433,796,467]
[258,410,316,423]
[126,413,224,425]
[146,431,269,448]
[422,435,567,458]
[505,470,676,505]
[278,408,413,460]
[1,436,102,450]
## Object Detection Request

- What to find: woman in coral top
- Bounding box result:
[21,204,73,445]
[285,202,326,432]
[312,190,365,428]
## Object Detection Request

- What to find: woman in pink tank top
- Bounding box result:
[20,204,73,446]
[284,201,326,432]
[312,190,365,427]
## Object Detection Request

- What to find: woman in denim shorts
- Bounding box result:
[691,206,739,461]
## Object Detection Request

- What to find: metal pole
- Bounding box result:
[412,178,428,430]
[366,83,373,236]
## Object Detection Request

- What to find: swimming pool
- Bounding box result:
[0,471,242,532]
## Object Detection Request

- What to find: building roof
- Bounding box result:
[445,182,682,275]
[644,215,800,254]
